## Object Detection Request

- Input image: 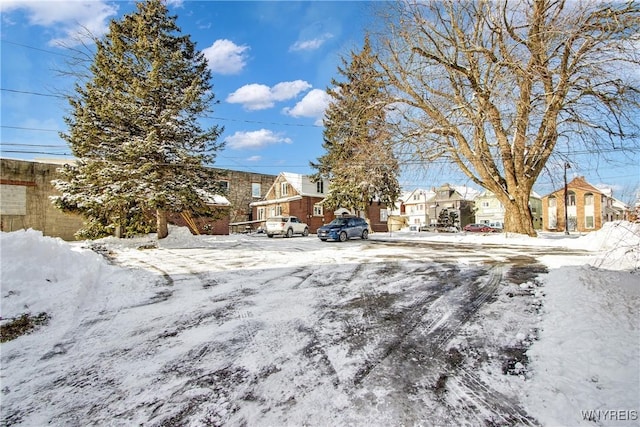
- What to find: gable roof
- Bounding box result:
[543,176,605,198]
[403,188,435,204]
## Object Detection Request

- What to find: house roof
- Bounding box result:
[403,188,435,204]
[477,189,542,200]
[195,189,230,206]
[542,176,606,198]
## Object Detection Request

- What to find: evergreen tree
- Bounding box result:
[53,0,223,239]
[311,36,400,219]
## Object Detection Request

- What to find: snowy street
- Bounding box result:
[1,225,638,426]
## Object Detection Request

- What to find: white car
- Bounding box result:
[265,216,309,238]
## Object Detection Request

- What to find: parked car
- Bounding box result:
[317,216,369,242]
[463,223,498,233]
[265,216,309,238]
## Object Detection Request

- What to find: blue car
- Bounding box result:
[317,216,369,242]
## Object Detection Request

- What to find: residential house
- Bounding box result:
[427,183,480,228]
[541,176,622,232]
[250,172,390,233]
[402,188,435,228]
[474,190,543,229]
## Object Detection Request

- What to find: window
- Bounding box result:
[313,204,324,216]
[586,215,594,228]
[218,180,230,193]
[380,209,389,222]
[482,201,490,208]
[316,181,324,194]
[567,191,576,206]
[269,206,282,217]
[252,183,261,198]
[257,207,266,220]
[584,193,594,205]
[281,182,288,196]
[548,196,557,207]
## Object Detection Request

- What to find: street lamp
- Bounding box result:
[564,162,571,235]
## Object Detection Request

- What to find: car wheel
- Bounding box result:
[286,228,293,238]
[362,229,369,240]
[339,231,347,242]
[267,234,274,238]
[320,238,327,241]
[302,227,309,237]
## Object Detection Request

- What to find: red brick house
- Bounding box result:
[541,176,622,232]
[250,172,389,233]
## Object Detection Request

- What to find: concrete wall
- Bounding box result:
[1,158,277,240]
[1,158,84,240]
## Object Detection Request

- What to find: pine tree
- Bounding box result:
[312,36,400,219]
[53,0,223,239]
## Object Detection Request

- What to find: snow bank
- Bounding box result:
[0,229,157,328]
[0,229,107,320]
[579,221,640,271]
[525,265,639,426]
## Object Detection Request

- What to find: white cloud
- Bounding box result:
[246,155,262,162]
[226,80,311,111]
[0,0,118,47]
[202,39,249,75]
[225,129,292,150]
[283,89,331,125]
[289,33,334,52]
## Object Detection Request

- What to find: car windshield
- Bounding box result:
[328,218,348,226]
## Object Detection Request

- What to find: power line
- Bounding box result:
[1,39,74,58]
[1,88,64,98]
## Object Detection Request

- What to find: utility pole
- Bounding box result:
[564,162,571,235]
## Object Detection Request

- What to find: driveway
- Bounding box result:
[82,235,581,426]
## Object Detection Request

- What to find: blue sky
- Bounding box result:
[1,1,638,202]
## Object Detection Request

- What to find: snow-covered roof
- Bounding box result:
[196,189,230,206]
[452,185,481,201]
[403,188,435,204]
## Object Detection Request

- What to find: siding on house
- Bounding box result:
[475,190,543,229]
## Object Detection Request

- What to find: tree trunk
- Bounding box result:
[157,209,168,239]
[501,190,536,236]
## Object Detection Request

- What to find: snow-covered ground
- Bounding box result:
[1,221,638,426]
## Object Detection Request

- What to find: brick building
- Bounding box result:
[1,158,276,239]
[541,176,621,233]
[250,172,390,233]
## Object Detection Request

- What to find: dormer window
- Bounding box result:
[316,181,324,194]
[281,182,288,196]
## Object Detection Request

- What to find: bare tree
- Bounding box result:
[376,0,640,236]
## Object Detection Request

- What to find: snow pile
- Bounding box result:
[577,221,640,271]
[0,229,158,330]
[0,229,106,320]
